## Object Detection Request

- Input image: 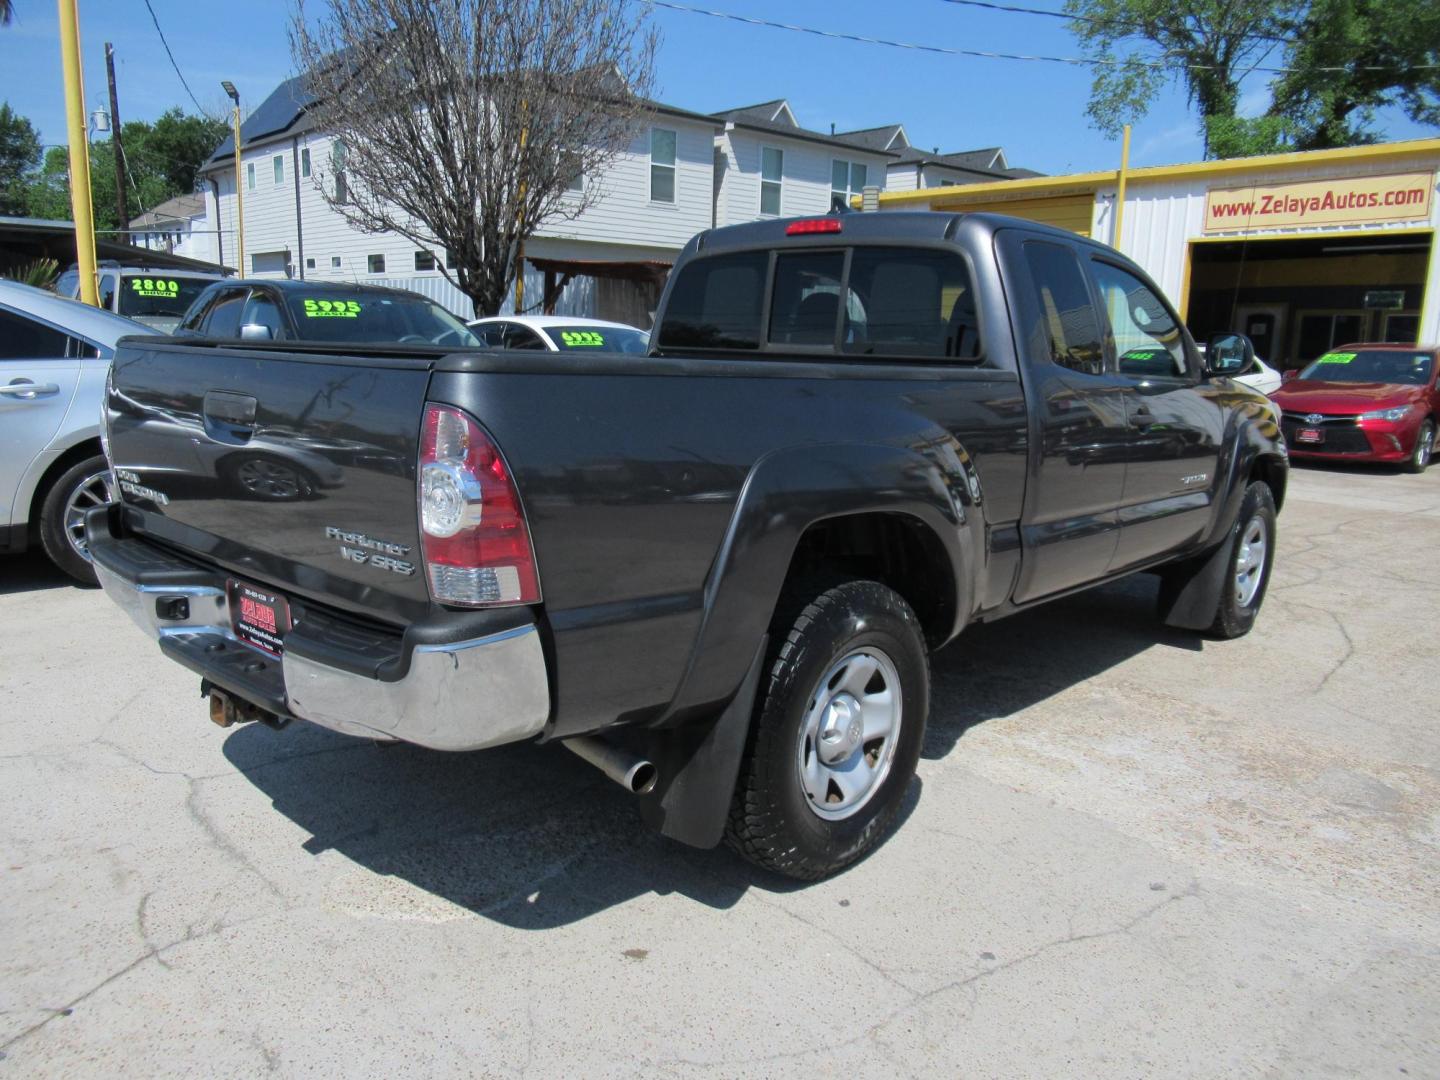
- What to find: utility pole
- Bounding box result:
[105,43,127,239]
[57,0,98,305]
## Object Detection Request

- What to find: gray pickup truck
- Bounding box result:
[89,211,1286,879]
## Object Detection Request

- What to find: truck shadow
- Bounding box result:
[0,552,80,596]
[223,572,1193,928]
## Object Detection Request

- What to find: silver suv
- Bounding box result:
[57,263,225,334]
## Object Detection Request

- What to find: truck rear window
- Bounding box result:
[659,245,981,360]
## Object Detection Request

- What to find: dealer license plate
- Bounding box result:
[227,579,292,656]
[1296,427,1324,444]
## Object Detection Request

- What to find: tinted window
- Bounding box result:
[1022,241,1104,376]
[279,292,479,346]
[843,247,981,360]
[120,275,215,319]
[204,289,248,338]
[1297,349,1435,385]
[658,251,768,351]
[0,308,69,359]
[769,251,845,347]
[471,321,508,347]
[1091,260,1187,377]
[548,325,649,354]
[502,324,546,350]
[241,292,288,340]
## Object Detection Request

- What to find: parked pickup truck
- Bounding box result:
[89,211,1287,879]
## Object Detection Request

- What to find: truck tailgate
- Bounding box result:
[106,340,434,625]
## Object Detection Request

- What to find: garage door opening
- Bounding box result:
[1185,231,1431,371]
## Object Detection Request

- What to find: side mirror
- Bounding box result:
[1205,332,1255,377]
[1281,368,1298,383]
[239,323,274,341]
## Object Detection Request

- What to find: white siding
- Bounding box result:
[715,127,889,227]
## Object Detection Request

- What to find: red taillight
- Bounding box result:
[418,403,539,606]
[785,218,843,236]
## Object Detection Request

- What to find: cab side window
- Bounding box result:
[241,291,288,340]
[502,324,546,350]
[0,308,70,359]
[203,289,248,338]
[473,322,508,348]
[1021,241,1105,376]
[1090,260,1188,378]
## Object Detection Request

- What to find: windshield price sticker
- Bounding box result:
[561,330,606,347]
[1316,352,1357,364]
[303,299,362,318]
[130,278,179,298]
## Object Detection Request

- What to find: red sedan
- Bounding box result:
[1271,344,1438,473]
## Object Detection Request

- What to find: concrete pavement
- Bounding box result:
[1,463,1437,1077]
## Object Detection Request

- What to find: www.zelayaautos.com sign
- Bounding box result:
[1203,171,1436,233]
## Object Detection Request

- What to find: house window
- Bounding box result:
[445,251,456,270]
[305,257,316,270]
[414,250,436,271]
[331,256,341,268]
[273,155,284,185]
[831,159,869,205]
[332,141,348,203]
[367,254,385,274]
[300,148,311,178]
[245,162,255,190]
[760,147,783,216]
[650,128,676,203]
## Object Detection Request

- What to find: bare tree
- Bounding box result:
[293,0,658,316]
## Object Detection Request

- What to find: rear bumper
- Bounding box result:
[86,507,550,751]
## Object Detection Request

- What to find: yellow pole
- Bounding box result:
[232,104,246,275]
[1113,124,1131,253]
[514,107,527,313]
[56,0,98,306]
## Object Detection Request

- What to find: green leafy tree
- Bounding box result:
[140,109,229,197]
[1061,0,1297,152]
[0,102,41,214]
[1270,0,1440,150]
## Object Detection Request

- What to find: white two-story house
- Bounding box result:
[712,100,897,225]
[198,76,721,323]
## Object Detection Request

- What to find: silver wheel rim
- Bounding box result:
[237,459,302,498]
[64,467,115,563]
[1417,427,1434,468]
[795,648,902,821]
[1234,515,1268,609]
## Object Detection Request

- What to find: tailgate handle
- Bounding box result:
[203,390,257,442]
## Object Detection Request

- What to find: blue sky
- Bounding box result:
[3,0,1434,177]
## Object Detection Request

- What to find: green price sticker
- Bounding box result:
[303,298,362,318]
[560,330,606,347]
[1315,352,1356,364]
[130,278,179,298]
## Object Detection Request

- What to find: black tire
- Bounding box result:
[726,579,929,880]
[1201,481,1277,640]
[1403,419,1434,474]
[38,454,112,586]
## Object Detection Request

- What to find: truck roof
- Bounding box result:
[689,209,1089,255]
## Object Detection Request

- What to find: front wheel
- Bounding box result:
[1404,419,1434,474]
[726,580,929,880]
[38,454,114,586]
[1204,481,1277,639]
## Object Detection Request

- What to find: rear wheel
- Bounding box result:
[38,454,113,586]
[1404,419,1434,474]
[726,579,929,880]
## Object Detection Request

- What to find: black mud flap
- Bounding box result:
[1158,534,1232,631]
[638,637,768,849]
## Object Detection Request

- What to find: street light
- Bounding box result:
[222,80,245,275]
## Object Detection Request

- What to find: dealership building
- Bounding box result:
[876,138,1440,367]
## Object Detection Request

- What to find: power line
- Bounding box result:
[935,0,1294,45]
[642,0,1437,73]
[141,0,218,119]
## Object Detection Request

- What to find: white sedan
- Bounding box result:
[0,280,162,583]
[467,315,649,354]
[1236,355,1283,396]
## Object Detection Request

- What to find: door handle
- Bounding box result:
[0,381,61,399]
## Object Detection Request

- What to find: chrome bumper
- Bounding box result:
[92,547,550,752]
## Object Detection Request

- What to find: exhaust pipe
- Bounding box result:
[563,735,657,795]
